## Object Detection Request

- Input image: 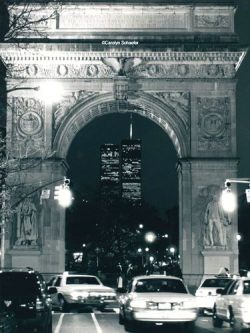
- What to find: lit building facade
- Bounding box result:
[100,144,120,199]
[121,139,142,203]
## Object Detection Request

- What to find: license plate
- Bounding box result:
[158,303,171,310]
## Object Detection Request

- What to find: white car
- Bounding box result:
[48,272,117,312]
[119,275,199,332]
[195,276,234,314]
[213,278,250,332]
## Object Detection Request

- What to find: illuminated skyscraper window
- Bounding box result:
[100,144,120,199]
[121,139,142,203]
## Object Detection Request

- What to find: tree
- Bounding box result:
[0,0,59,41]
[66,193,169,276]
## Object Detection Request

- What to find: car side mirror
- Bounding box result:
[216,288,225,295]
[117,287,127,294]
[48,286,57,294]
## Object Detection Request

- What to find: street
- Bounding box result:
[52,310,232,333]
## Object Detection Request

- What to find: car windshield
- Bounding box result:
[0,272,40,297]
[66,276,100,285]
[134,278,187,293]
[201,278,232,288]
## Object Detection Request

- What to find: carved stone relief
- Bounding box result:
[195,15,230,28]
[8,62,235,79]
[9,63,114,79]
[14,195,39,248]
[197,97,231,152]
[130,63,235,79]
[9,97,45,157]
[195,185,232,250]
[149,92,190,130]
[53,91,98,130]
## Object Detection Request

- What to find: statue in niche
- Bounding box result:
[203,192,231,248]
[15,197,38,246]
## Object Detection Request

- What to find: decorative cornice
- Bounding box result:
[0,49,244,63]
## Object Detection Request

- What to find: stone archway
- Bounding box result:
[0,2,245,285]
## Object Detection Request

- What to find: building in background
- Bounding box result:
[121,114,142,203]
[100,115,142,203]
[100,144,120,199]
[121,139,142,203]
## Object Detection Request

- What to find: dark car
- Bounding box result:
[0,268,56,333]
[0,298,16,333]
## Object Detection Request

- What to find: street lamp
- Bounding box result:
[236,234,242,241]
[145,231,157,243]
[54,177,73,208]
[221,178,250,213]
[38,81,64,102]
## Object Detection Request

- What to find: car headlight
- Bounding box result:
[129,300,147,309]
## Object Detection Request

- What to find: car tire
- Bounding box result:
[58,295,70,313]
[229,309,236,329]
[46,318,53,333]
[124,319,136,332]
[212,308,223,328]
[98,305,105,312]
[185,321,196,332]
[119,312,124,325]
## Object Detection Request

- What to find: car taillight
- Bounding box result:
[129,300,147,309]
[36,297,45,311]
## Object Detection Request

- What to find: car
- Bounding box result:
[0,268,56,333]
[47,272,117,312]
[0,298,17,333]
[118,274,199,332]
[213,277,250,332]
[195,276,234,314]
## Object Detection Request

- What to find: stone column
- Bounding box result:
[6,159,67,273]
[178,158,239,285]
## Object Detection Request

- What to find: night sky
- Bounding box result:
[67,0,250,217]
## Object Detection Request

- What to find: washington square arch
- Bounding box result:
[0,0,247,286]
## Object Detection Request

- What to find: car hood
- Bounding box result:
[129,292,196,302]
[62,285,115,293]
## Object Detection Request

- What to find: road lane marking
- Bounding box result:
[91,313,103,333]
[55,313,64,333]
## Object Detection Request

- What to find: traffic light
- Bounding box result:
[54,185,63,200]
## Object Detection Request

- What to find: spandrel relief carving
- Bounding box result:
[150,92,190,130]
[10,97,45,157]
[197,97,231,152]
[53,91,98,130]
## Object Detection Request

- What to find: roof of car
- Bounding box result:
[58,272,100,278]
[133,275,182,281]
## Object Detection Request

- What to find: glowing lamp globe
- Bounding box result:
[220,189,237,213]
[145,232,157,243]
[58,187,73,208]
[39,81,64,103]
